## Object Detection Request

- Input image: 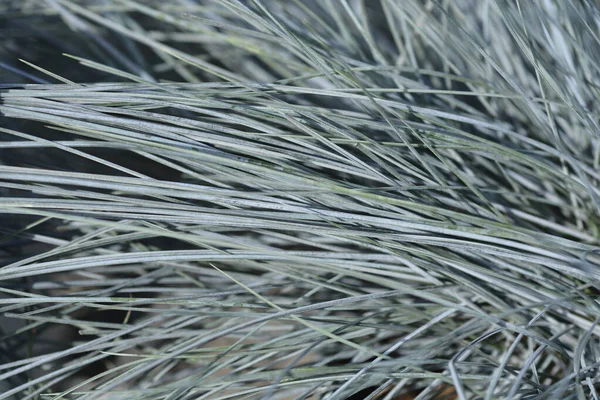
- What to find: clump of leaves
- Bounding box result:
[0,1,599,399]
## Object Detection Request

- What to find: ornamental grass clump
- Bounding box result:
[0,1,599,399]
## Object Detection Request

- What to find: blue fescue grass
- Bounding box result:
[0,1,599,399]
